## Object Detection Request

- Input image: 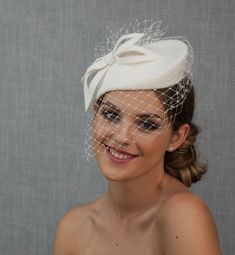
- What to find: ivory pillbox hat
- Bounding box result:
[82,32,192,111]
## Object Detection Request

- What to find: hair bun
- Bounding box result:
[165,122,207,187]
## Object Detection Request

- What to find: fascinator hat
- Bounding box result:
[82,20,193,111]
[81,20,193,157]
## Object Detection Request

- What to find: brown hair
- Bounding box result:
[156,77,207,187]
[94,78,207,187]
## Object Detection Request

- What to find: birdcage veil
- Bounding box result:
[82,19,193,160]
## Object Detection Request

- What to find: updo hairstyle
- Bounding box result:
[156,77,207,187]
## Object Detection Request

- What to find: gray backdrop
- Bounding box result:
[0,0,234,254]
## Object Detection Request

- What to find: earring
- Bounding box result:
[169,147,174,152]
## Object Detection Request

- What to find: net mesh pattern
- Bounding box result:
[95,19,167,58]
[85,79,192,159]
[83,20,193,159]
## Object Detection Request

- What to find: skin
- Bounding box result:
[53,90,222,255]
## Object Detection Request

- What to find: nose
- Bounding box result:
[113,118,133,146]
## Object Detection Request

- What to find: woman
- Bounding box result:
[53,21,222,254]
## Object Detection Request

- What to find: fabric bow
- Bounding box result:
[82,33,159,111]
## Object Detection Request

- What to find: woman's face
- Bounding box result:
[92,90,174,181]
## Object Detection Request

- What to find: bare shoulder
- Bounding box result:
[53,204,92,255]
[158,191,222,255]
[57,204,88,232]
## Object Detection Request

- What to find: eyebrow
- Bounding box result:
[137,113,162,120]
[100,101,121,112]
[101,101,162,120]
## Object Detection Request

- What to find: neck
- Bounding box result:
[103,169,166,223]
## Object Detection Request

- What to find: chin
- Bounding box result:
[96,152,142,182]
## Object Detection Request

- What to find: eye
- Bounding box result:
[138,120,160,132]
[101,109,120,122]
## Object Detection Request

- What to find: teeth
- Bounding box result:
[109,148,133,160]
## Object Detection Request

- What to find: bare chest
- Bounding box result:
[75,215,163,255]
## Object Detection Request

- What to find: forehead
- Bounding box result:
[101,90,164,113]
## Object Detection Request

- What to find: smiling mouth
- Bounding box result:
[104,145,139,161]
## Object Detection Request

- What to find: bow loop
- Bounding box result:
[113,33,145,55]
[103,52,115,66]
[82,33,159,111]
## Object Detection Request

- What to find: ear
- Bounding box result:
[167,123,190,152]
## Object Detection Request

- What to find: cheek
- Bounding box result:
[139,133,171,157]
[92,117,114,146]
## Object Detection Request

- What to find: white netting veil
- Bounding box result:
[82,19,194,160]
